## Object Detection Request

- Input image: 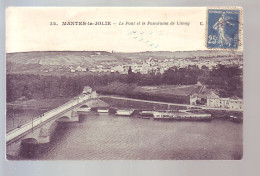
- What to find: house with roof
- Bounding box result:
[229,96,243,110]
[82,86,93,95]
[191,90,243,110]
[206,92,230,108]
[190,86,230,108]
[206,92,236,109]
[189,85,209,105]
[190,93,207,105]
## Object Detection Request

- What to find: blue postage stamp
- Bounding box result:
[207,9,240,49]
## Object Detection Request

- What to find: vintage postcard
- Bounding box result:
[6,7,243,160]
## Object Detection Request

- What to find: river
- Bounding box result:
[8,111,243,160]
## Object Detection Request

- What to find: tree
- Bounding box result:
[128,66,133,75]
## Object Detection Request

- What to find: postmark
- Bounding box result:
[207,9,241,49]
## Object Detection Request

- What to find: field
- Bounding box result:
[96,82,204,104]
[134,84,202,97]
[100,97,186,110]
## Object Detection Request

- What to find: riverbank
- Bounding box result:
[100,96,243,122]
[6,97,243,160]
[100,97,186,110]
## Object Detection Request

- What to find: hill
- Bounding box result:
[6,51,120,66]
[6,50,243,75]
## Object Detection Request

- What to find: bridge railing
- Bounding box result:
[33,94,93,121]
[6,93,97,143]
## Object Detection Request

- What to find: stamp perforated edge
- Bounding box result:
[205,6,243,51]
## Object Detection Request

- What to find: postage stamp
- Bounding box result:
[207,9,241,49]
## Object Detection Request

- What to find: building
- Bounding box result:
[190,93,207,105]
[206,93,242,110]
[207,93,230,108]
[229,97,243,110]
[82,86,93,95]
[206,92,231,108]
[219,98,230,108]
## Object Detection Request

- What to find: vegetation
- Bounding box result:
[6,65,242,102]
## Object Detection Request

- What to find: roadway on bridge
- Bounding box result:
[6,97,97,144]
[7,94,241,144]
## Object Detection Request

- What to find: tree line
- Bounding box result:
[6,65,243,102]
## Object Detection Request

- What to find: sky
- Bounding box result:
[5,7,242,53]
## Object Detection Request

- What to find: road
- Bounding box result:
[99,95,242,112]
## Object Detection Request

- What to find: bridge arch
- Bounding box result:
[21,138,39,145]
[20,138,39,158]
[57,116,70,122]
[80,105,89,108]
[22,137,39,144]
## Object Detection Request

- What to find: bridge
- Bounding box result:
[7,90,242,158]
[6,90,109,157]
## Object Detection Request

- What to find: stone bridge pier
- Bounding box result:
[6,94,109,159]
[6,109,80,158]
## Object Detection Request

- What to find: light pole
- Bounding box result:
[32,117,34,133]
[11,110,15,129]
[12,115,14,129]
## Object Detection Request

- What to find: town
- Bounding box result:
[6,51,243,75]
[6,50,243,111]
[64,52,243,75]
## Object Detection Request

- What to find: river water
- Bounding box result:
[6,108,47,132]
[13,111,242,160]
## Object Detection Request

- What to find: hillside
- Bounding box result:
[6,50,243,75]
[116,50,242,60]
[6,51,121,66]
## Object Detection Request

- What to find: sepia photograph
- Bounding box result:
[6,7,243,160]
